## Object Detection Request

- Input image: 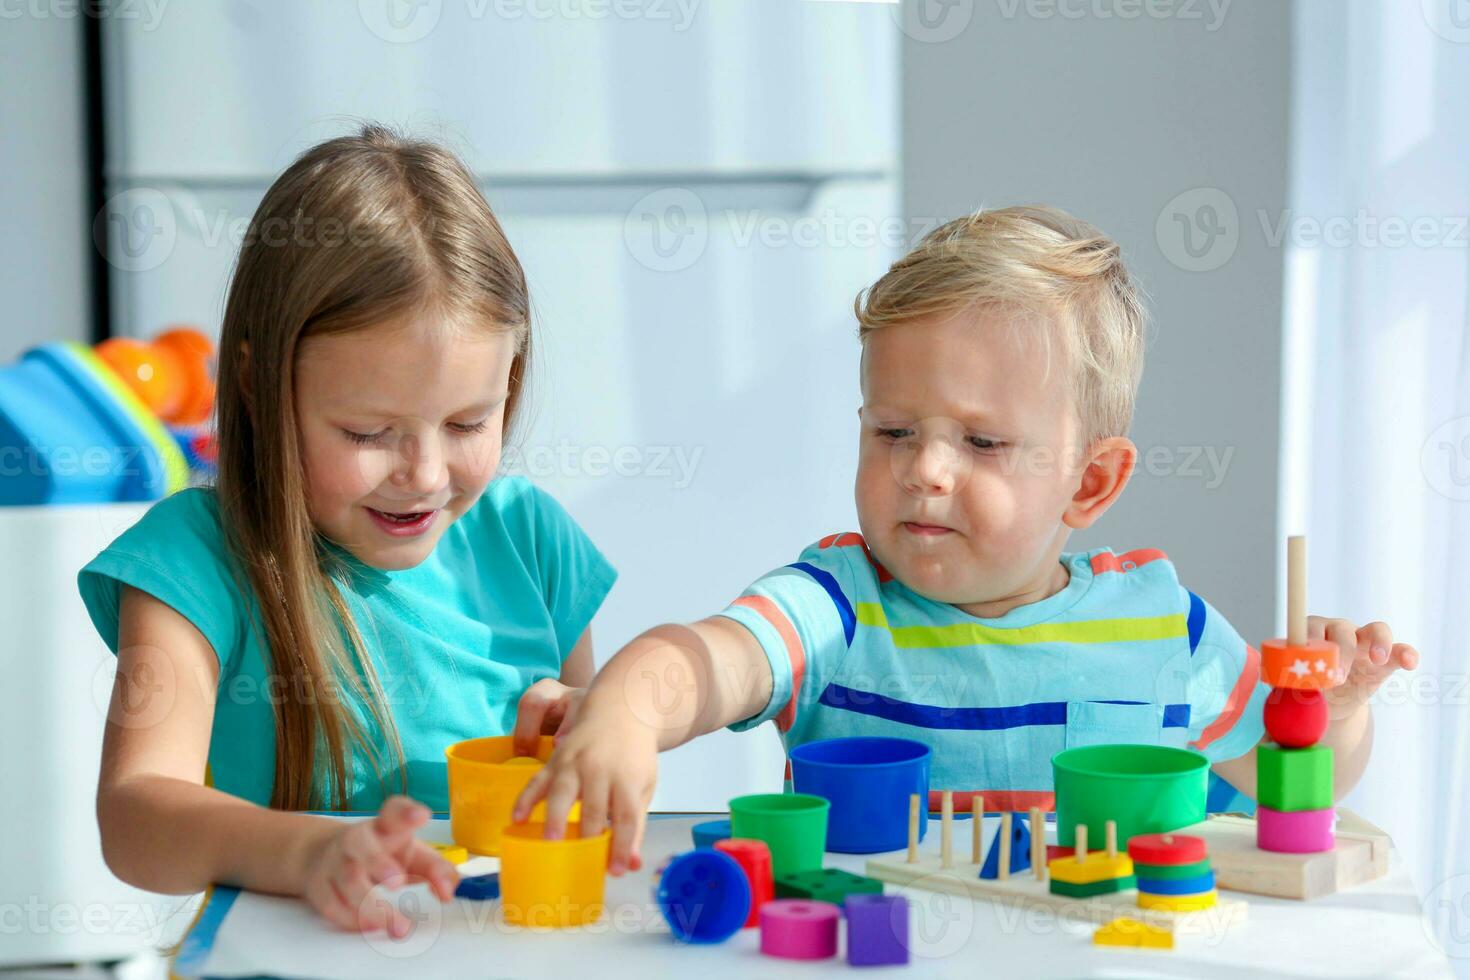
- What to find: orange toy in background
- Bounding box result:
[96,326,216,427]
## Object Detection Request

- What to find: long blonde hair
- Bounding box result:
[214,124,531,810]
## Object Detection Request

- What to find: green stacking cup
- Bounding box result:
[1052,744,1208,848]
[728,793,830,876]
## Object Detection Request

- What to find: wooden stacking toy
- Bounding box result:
[1048,820,1135,898]
[759,899,839,960]
[713,838,774,928]
[1129,833,1216,911]
[1257,535,1337,854]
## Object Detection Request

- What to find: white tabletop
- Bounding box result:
[176,813,1453,979]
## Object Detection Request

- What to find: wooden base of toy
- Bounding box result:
[864,855,1248,936]
[1176,809,1390,901]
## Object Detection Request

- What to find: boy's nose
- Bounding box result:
[903,438,959,496]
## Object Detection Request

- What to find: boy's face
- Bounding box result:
[856,309,1122,615]
[294,315,516,571]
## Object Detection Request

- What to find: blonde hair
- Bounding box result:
[855,205,1147,447]
[214,123,531,810]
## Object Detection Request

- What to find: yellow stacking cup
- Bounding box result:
[445,735,580,856]
[499,822,611,928]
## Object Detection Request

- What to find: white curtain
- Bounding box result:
[1286,0,1470,962]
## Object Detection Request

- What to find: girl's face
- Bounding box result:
[294,314,518,571]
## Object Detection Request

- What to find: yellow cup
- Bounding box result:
[444,735,580,855]
[499,822,610,928]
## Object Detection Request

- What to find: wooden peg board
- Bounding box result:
[1179,809,1390,900]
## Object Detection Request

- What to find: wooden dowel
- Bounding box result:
[971,796,983,864]
[940,791,954,868]
[907,793,919,864]
[1288,534,1307,645]
[1075,823,1088,863]
[998,812,1012,880]
[1030,806,1044,880]
[1105,820,1117,859]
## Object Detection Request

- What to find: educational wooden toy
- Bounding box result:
[788,736,931,853]
[1264,687,1329,747]
[774,867,883,905]
[453,873,500,901]
[499,822,609,928]
[445,735,577,856]
[691,819,732,849]
[866,803,1248,934]
[759,900,839,960]
[430,842,469,864]
[713,838,773,928]
[1126,833,1207,866]
[1093,916,1173,949]
[979,811,1032,879]
[1256,535,1338,855]
[845,894,910,966]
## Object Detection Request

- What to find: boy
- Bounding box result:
[515,205,1418,876]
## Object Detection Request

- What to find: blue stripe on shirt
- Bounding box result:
[1186,590,1206,655]
[817,684,1190,731]
[789,561,856,646]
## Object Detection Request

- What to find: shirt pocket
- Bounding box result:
[1064,701,1165,750]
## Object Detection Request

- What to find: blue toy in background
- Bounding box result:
[0,328,215,506]
[979,812,1033,880]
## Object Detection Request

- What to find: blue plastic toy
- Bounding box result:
[454,873,501,901]
[789,737,931,853]
[654,850,751,944]
[691,819,732,849]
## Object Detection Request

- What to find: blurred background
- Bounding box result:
[1,0,1467,974]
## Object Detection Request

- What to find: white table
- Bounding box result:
[174,813,1453,979]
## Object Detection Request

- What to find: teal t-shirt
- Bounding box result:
[78,476,616,812]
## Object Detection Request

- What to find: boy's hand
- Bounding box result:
[511,706,658,877]
[511,679,585,757]
[299,796,459,937]
[1308,615,1420,715]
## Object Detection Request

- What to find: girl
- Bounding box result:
[78,125,615,937]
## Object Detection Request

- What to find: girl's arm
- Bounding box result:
[98,587,456,932]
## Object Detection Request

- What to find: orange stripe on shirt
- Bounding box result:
[818,531,894,583]
[1190,642,1261,751]
[927,789,1056,813]
[731,595,806,733]
[1091,548,1169,575]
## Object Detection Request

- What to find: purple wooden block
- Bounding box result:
[844,893,909,966]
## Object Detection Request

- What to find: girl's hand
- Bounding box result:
[511,678,586,756]
[299,796,459,936]
[510,707,658,877]
[1309,615,1421,715]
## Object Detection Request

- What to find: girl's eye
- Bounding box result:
[343,429,385,445]
[449,419,490,435]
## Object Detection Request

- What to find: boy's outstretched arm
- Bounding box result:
[1211,615,1419,802]
[512,615,773,875]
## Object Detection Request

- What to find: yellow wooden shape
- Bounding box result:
[431,843,469,864]
[1047,852,1134,885]
[1137,889,1217,912]
[1093,916,1174,949]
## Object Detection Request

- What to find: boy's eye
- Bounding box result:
[877,427,914,440]
[343,428,386,445]
[448,419,490,435]
[968,436,1003,451]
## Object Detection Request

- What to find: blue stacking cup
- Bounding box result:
[789,737,932,853]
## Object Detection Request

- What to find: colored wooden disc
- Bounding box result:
[1264,687,1329,747]
[1137,889,1217,912]
[1126,833,1207,866]
[1132,857,1212,881]
[1261,638,1340,690]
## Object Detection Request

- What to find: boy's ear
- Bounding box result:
[1063,436,1136,530]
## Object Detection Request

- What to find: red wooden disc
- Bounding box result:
[1264,687,1328,748]
[1126,833,1207,865]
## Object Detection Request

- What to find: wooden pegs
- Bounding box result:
[940,791,954,868]
[1075,823,1088,863]
[907,793,920,864]
[998,812,1013,881]
[971,796,983,864]
[1288,534,1307,646]
[1030,806,1045,880]
[1105,820,1117,860]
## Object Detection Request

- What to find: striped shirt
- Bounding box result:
[719,533,1265,814]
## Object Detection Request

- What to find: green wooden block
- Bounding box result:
[775,868,884,904]
[1257,743,1333,811]
[1048,875,1137,898]
[1132,857,1213,881]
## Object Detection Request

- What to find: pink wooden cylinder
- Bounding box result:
[1257,805,1334,853]
[759,899,839,960]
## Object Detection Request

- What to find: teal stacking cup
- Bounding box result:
[728,793,830,876]
[789,737,931,854]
